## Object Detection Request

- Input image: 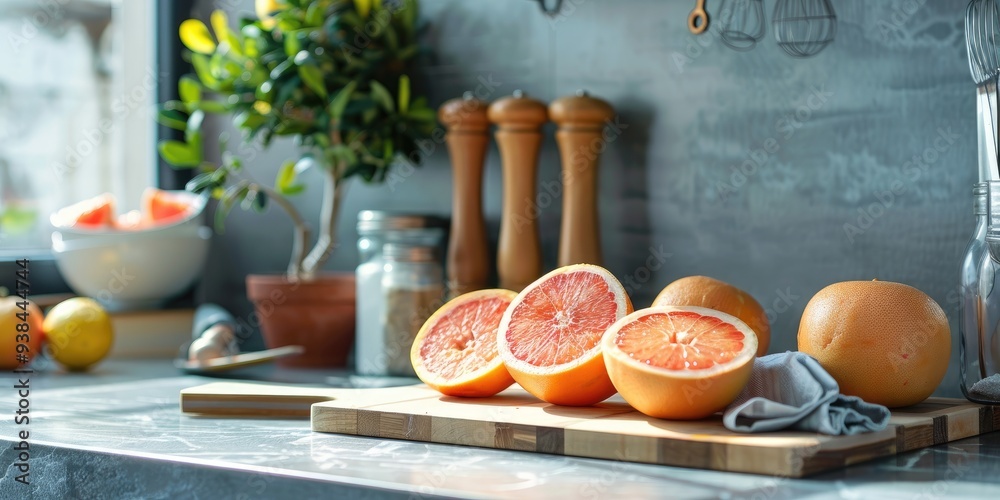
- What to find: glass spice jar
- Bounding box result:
[355,211,445,376]
[379,243,444,377]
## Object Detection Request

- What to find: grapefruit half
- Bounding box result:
[410,289,517,398]
[602,306,757,419]
[497,264,632,406]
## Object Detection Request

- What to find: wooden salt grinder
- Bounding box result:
[439,93,491,298]
[488,91,547,291]
[550,91,614,267]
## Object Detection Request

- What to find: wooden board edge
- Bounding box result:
[312,406,884,477]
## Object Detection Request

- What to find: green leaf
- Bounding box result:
[252,190,268,212]
[186,172,218,193]
[215,183,250,233]
[211,11,230,41]
[191,54,219,89]
[284,34,301,58]
[158,140,200,167]
[305,2,324,26]
[244,37,260,58]
[396,44,418,60]
[328,80,357,121]
[397,75,410,114]
[356,0,372,19]
[340,11,363,28]
[179,76,201,104]
[275,160,304,195]
[369,81,394,112]
[400,0,418,35]
[185,110,205,150]
[235,111,267,130]
[404,107,435,122]
[328,145,359,166]
[269,59,295,80]
[382,23,398,51]
[241,187,263,211]
[298,65,327,98]
[156,108,188,130]
[179,19,216,55]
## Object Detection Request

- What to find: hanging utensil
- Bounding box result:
[772,0,837,58]
[688,0,709,35]
[719,0,766,51]
[966,0,1000,181]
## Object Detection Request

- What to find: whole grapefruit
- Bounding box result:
[0,296,44,369]
[797,280,950,408]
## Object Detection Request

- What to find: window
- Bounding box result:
[0,1,197,295]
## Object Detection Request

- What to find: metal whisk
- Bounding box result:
[772,0,837,58]
[719,0,766,51]
[966,0,1000,181]
[968,0,1000,84]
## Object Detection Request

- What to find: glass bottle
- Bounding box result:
[379,243,444,377]
[966,182,1000,403]
[355,211,445,376]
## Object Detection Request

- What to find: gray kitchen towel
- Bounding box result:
[722,351,891,435]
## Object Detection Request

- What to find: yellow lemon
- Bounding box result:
[43,298,114,371]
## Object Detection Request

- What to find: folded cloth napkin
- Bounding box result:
[722,351,891,435]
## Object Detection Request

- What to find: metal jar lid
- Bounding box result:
[382,243,437,262]
[357,210,448,234]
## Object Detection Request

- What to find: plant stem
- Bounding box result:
[252,183,311,280]
[300,164,345,279]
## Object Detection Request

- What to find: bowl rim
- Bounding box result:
[52,225,212,252]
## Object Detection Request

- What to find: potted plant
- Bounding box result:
[156,0,436,367]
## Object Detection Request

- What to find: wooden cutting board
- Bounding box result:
[180,382,999,477]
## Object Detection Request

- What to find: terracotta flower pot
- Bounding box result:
[246,273,356,368]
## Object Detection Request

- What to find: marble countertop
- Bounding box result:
[2,360,1000,499]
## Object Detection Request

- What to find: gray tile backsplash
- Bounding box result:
[199,0,973,396]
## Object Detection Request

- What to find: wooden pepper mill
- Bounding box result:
[439,93,491,298]
[488,90,547,291]
[549,91,614,267]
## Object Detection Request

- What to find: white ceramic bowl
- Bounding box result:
[50,192,212,311]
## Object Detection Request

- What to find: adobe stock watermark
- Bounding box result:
[715,85,834,201]
[872,0,928,43]
[6,0,71,51]
[620,245,673,297]
[762,287,799,325]
[510,115,628,234]
[386,74,503,191]
[51,67,160,181]
[842,127,959,244]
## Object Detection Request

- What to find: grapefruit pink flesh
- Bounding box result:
[498,264,632,406]
[614,311,747,371]
[603,306,757,419]
[412,290,516,397]
[419,295,509,379]
[504,270,621,367]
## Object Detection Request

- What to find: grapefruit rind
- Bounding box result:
[497,264,632,406]
[410,289,516,397]
[602,306,757,420]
